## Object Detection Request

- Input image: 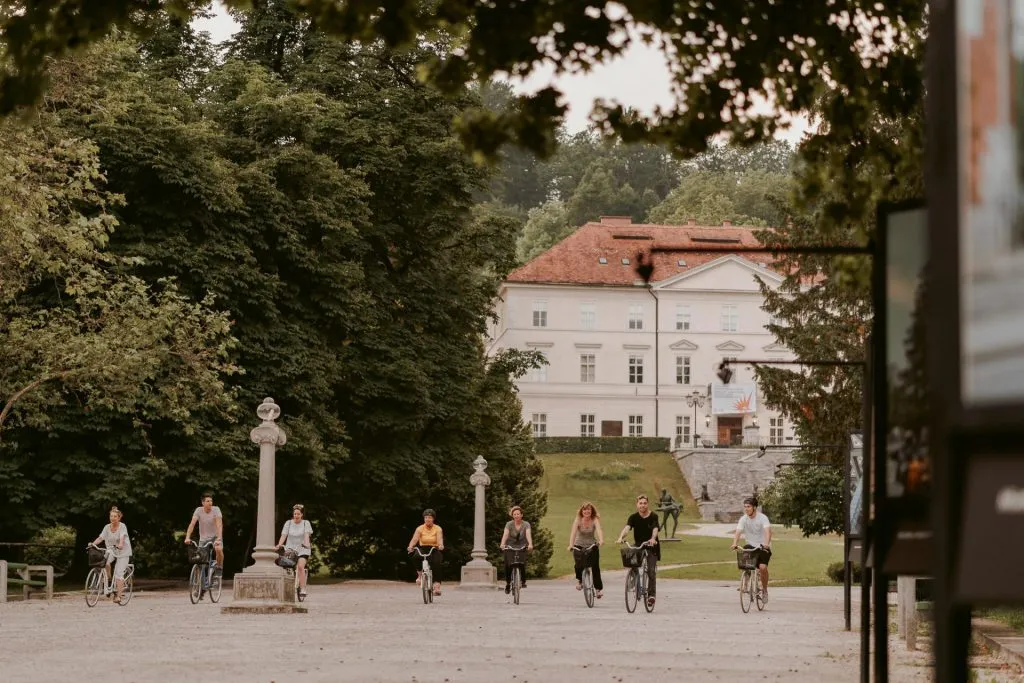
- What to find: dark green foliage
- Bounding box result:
[761,462,844,536]
[22,525,75,574]
[534,437,670,454]
[826,560,863,584]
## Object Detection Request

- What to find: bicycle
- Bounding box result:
[84,544,135,607]
[572,544,598,608]
[503,546,527,605]
[410,547,437,604]
[620,541,655,614]
[736,545,767,613]
[186,539,222,604]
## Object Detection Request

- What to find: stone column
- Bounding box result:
[222,398,305,614]
[460,455,497,588]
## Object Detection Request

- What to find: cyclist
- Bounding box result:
[568,501,604,599]
[275,503,313,598]
[731,497,773,602]
[90,506,132,601]
[184,493,224,569]
[615,494,660,609]
[407,508,444,597]
[499,505,534,595]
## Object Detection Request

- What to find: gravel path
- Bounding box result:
[1,578,1017,682]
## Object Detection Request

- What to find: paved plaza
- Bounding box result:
[1,576,1019,682]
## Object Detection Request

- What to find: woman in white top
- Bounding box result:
[275,503,313,597]
[90,506,132,600]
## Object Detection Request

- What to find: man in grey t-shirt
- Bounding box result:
[185,493,224,568]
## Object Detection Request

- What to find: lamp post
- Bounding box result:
[685,390,706,447]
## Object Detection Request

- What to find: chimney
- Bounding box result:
[687,218,696,226]
[722,220,732,227]
[600,216,633,226]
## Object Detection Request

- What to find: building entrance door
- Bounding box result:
[717,417,743,446]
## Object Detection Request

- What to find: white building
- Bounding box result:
[486,217,799,448]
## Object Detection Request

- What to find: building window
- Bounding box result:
[531,413,547,437]
[675,355,691,385]
[720,304,738,332]
[532,301,548,328]
[675,415,692,445]
[531,352,548,382]
[770,417,784,445]
[580,414,596,437]
[675,304,691,331]
[628,303,644,330]
[580,354,595,383]
[580,302,596,330]
[628,355,644,384]
[628,415,644,437]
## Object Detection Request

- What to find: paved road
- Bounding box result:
[0,577,1017,682]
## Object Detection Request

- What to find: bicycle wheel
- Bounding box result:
[755,572,766,611]
[208,565,223,604]
[582,567,595,608]
[119,570,134,606]
[640,558,655,613]
[189,563,202,604]
[422,569,431,604]
[625,568,638,613]
[740,571,752,613]
[84,568,103,607]
[512,567,521,605]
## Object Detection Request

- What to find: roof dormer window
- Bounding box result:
[621,258,630,265]
[677,259,687,267]
[598,257,608,264]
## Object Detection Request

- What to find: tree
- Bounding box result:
[516,199,572,264]
[647,169,793,227]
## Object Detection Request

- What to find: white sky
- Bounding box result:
[193,2,810,144]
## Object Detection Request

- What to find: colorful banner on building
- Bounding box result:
[711,383,757,415]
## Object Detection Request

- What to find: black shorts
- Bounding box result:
[745,545,772,567]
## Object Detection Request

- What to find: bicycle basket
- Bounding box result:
[620,546,643,568]
[572,547,594,571]
[503,548,526,566]
[87,546,106,568]
[275,549,298,569]
[737,548,758,571]
[187,544,209,565]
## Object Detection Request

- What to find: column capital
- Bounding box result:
[250,397,287,446]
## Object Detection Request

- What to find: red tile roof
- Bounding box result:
[506,220,779,286]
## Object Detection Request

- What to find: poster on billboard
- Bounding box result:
[848,432,865,539]
[711,383,757,415]
[958,0,1024,406]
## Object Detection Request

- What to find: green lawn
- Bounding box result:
[539,452,843,586]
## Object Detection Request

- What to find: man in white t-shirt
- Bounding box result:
[185,493,224,568]
[731,497,773,601]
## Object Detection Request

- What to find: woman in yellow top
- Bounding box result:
[407,508,444,596]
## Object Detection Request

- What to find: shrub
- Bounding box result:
[534,437,670,453]
[826,560,863,584]
[23,525,75,574]
[567,467,630,481]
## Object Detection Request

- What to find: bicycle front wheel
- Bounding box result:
[625,569,638,613]
[512,567,521,605]
[84,568,103,607]
[422,570,432,604]
[755,573,766,611]
[189,564,202,604]
[209,566,223,604]
[740,571,752,613]
[582,568,595,608]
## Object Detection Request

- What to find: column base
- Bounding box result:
[460,560,497,588]
[221,574,307,614]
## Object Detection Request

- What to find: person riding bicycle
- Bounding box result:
[90,506,132,601]
[615,494,660,609]
[567,501,604,599]
[407,508,444,597]
[184,493,224,569]
[731,497,773,602]
[275,503,313,598]
[499,505,534,595]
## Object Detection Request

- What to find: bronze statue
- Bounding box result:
[656,488,682,538]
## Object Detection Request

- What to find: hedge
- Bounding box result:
[533,437,671,454]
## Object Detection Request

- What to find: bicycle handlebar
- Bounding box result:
[572,544,597,552]
[409,547,436,558]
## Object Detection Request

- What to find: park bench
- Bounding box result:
[1,560,54,602]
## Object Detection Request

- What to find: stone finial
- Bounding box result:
[251,397,286,446]
[470,455,490,487]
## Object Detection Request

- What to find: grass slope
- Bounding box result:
[539,452,843,586]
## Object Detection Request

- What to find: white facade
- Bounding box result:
[487,254,799,447]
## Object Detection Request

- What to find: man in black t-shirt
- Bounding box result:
[616,494,660,608]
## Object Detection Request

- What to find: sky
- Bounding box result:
[193,3,810,144]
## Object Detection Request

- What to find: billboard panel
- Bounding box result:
[710,383,757,415]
